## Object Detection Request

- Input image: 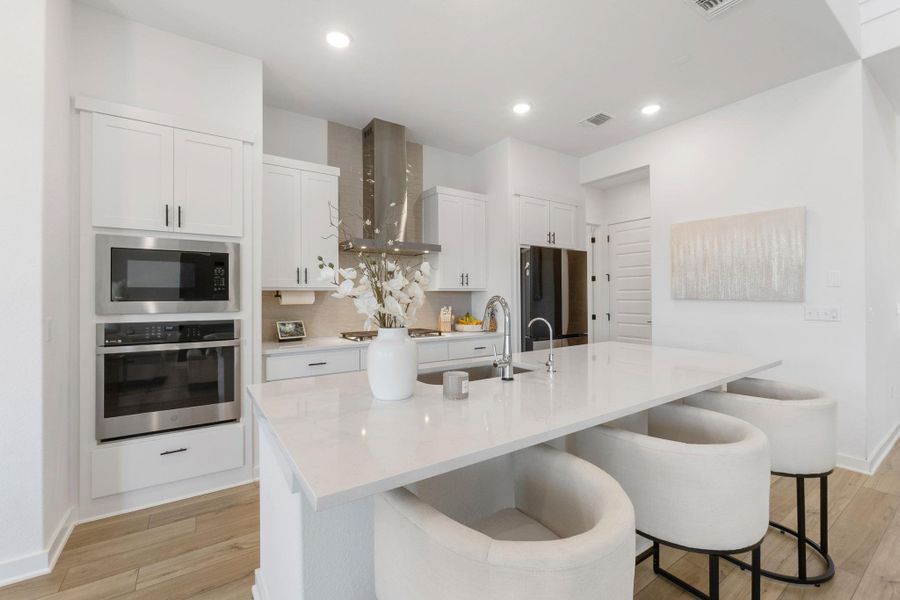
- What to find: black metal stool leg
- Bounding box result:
[751,546,761,600]
[797,477,807,581]
[820,474,829,557]
[709,555,719,600]
[652,541,660,573]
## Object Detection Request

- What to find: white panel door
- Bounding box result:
[462,198,487,289]
[299,171,339,288]
[435,195,464,289]
[262,164,302,288]
[550,202,578,249]
[174,130,243,237]
[609,219,652,344]
[91,114,173,231]
[519,196,551,246]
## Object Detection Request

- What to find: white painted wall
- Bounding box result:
[422,145,476,191]
[72,3,262,134]
[861,1,900,57]
[600,179,651,225]
[0,0,74,584]
[581,63,872,466]
[71,3,264,520]
[0,0,49,580]
[263,105,328,164]
[862,67,900,461]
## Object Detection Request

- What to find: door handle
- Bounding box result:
[552,232,556,244]
[474,346,487,350]
[297,267,300,284]
[547,232,551,243]
[165,204,169,227]
[160,448,188,456]
[304,268,308,284]
[465,273,469,286]
[177,206,182,228]
[308,362,327,366]
[460,273,464,286]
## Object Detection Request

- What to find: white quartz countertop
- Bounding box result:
[261,330,500,356]
[248,342,780,511]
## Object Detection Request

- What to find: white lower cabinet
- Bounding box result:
[91,422,245,498]
[447,336,503,360]
[265,348,361,381]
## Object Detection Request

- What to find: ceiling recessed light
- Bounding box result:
[641,104,661,116]
[513,102,532,115]
[326,31,351,48]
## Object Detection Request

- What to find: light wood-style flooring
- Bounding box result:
[1,440,898,600]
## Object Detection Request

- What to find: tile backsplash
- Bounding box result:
[261,290,472,342]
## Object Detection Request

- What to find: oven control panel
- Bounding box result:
[101,320,238,346]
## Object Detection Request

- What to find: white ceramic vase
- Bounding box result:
[367,327,418,401]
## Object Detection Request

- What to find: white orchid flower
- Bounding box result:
[419,262,432,276]
[339,267,357,280]
[333,279,354,297]
[383,295,404,318]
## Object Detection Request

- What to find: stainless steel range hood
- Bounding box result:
[340,118,441,256]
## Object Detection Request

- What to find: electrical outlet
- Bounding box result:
[804,305,841,322]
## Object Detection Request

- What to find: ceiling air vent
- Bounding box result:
[685,0,746,19]
[579,112,613,128]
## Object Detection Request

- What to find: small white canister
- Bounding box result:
[442,371,469,400]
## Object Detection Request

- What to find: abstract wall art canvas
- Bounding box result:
[671,207,806,302]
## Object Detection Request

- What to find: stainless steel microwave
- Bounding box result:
[96,235,239,315]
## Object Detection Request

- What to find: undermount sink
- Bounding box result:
[416,363,534,385]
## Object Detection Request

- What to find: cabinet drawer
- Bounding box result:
[447,336,503,360]
[92,423,244,498]
[265,348,360,381]
[418,342,449,364]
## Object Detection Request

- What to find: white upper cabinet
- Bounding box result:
[423,187,487,291]
[519,196,551,247]
[90,113,244,237]
[92,114,174,232]
[549,201,578,249]
[518,195,579,249]
[173,130,243,237]
[261,155,340,290]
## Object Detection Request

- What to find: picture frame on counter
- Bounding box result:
[276,320,307,342]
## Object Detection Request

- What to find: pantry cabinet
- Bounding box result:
[262,155,340,290]
[423,187,487,291]
[518,195,579,249]
[91,113,244,236]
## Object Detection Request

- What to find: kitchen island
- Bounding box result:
[248,342,780,600]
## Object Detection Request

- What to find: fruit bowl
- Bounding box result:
[455,323,483,332]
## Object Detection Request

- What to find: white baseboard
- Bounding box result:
[868,422,900,475]
[0,506,75,588]
[252,568,268,600]
[837,421,900,476]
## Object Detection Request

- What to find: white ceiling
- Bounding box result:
[76,0,859,156]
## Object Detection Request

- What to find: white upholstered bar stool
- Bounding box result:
[563,404,770,600]
[685,377,838,586]
[374,444,636,600]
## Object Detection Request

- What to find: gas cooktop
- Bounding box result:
[340,328,443,342]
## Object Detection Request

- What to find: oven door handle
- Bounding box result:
[96,339,241,355]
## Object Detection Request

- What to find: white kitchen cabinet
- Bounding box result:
[518,195,579,249]
[265,348,360,381]
[423,187,488,291]
[91,114,174,232]
[262,156,340,290]
[90,113,244,236]
[173,129,244,237]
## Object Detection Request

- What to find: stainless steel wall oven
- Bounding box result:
[96,320,241,441]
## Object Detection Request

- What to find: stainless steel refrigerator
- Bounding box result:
[520,246,589,352]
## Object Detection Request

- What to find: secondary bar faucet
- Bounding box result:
[483,296,514,381]
[528,317,556,374]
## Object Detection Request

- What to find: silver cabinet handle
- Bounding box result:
[160,448,187,456]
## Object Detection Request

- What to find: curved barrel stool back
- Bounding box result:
[564,403,770,600]
[374,443,636,600]
[685,377,838,586]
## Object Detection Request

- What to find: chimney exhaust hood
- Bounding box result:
[340,118,441,256]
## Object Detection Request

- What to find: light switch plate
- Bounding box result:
[804,305,841,322]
